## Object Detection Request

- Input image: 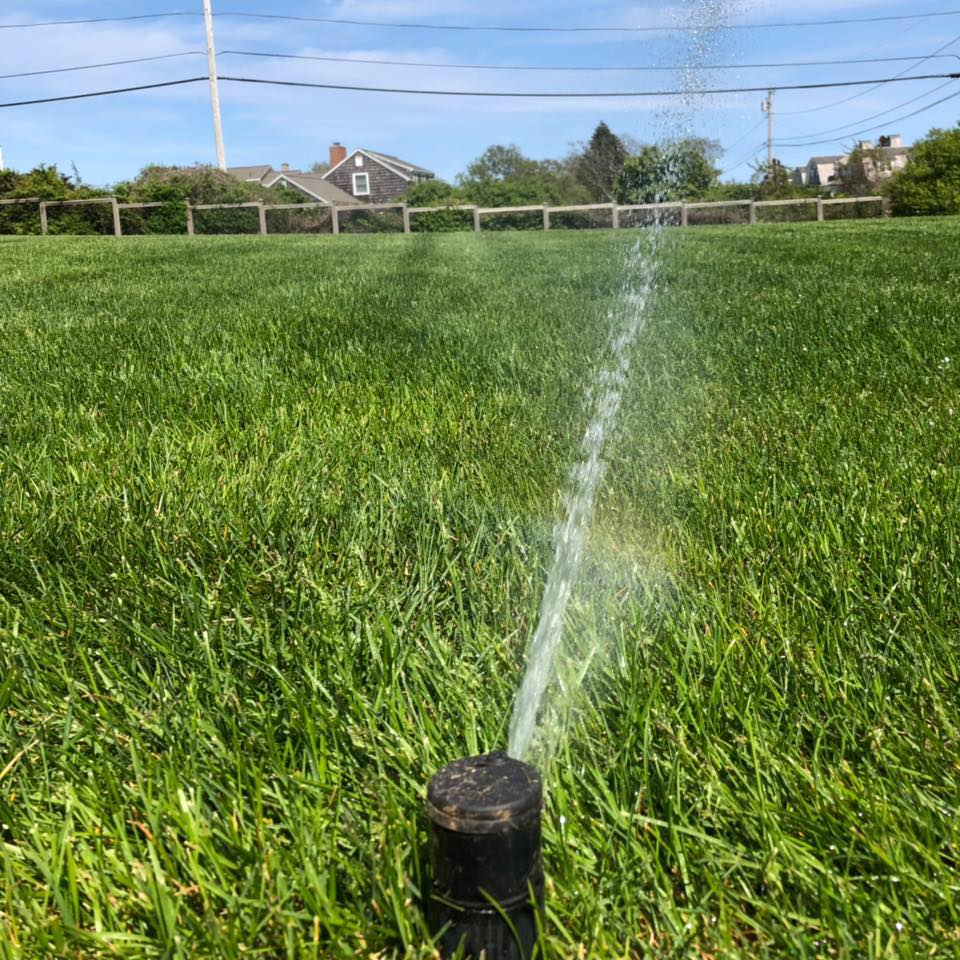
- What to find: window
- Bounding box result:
[353,172,370,196]
[355,155,364,167]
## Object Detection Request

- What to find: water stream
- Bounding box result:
[507,0,739,761]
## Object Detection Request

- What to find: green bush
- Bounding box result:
[886,125,960,216]
[0,164,105,235]
[409,207,475,233]
[118,202,190,235]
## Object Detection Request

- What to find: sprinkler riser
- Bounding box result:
[427,752,544,960]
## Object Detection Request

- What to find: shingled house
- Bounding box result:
[322,143,435,203]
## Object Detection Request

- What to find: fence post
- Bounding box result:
[473,207,481,233]
[543,207,550,231]
[816,198,824,222]
[39,202,48,236]
[402,204,411,234]
[258,202,267,236]
[680,203,688,227]
[331,205,340,235]
[611,204,620,229]
[881,196,892,218]
[185,202,195,236]
[111,198,122,237]
[749,201,757,226]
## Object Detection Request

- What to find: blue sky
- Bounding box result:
[1,0,959,186]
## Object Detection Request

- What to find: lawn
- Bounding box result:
[1,221,958,958]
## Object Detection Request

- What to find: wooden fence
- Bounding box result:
[2,195,889,237]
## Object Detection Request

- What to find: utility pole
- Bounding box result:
[203,0,226,171]
[0,146,4,172]
[762,89,775,169]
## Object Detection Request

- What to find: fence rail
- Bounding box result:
[1,194,889,238]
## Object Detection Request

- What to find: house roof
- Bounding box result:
[363,150,434,177]
[809,155,845,165]
[324,148,435,182]
[263,171,357,205]
[227,165,273,183]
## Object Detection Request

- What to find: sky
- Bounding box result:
[1,0,959,186]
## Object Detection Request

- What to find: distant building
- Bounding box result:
[856,134,912,181]
[322,143,435,203]
[226,163,356,205]
[792,134,912,191]
[794,155,846,190]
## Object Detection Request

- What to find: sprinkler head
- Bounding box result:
[427,752,543,959]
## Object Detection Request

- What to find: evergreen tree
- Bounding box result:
[574,122,629,201]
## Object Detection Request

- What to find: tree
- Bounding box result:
[836,143,889,196]
[459,144,536,183]
[456,144,590,206]
[109,164,304,234]
[614,139,719,204]
[0,164,80,201]
[403,179,462,206]
[573,122,628,201]
[115,164,267,205]
[750,159,795,200]
[0,165,109,235]
[885,125,960,216]
[309,161,330,175]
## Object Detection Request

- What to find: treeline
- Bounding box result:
[404,124,826,213]
[403,121,960,219]
[0,164,303,235]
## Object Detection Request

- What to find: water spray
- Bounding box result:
[426,752,543,959]
[424,6,737,954]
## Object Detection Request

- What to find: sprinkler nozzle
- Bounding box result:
[427,751,543,959]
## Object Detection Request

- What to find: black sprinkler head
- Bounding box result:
[427,751,544,959]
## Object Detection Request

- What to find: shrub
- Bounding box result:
[885,126,960,216]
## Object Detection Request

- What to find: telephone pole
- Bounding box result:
[203,0,226,171]
[762,89,775,168]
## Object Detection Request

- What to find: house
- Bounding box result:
[322,143,435,203]
[226,163,356,205]
[854,135,912,181]
[792,134,912,191]
[793,155,845,190]
[227,164,274,184]
[261,169,357,205]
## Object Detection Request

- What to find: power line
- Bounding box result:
[0,52,203,81]
[216,9,960,33]
[779,78,959,143]
[780,84,960,148]
[721,142,767,177]
[722,120,767,155]
[216,72,960,98]
[774,0,957,111]
[1,49,958,84]
[0,78,206,108]
[3,49,960,82]
[217,49,960,75]
[781,32,960,116]
[2,71,959,109]
[0,13,200,29]
[2,7,960,34]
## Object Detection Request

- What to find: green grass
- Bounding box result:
[0,221,958,958]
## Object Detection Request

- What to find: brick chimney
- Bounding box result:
[329,142,347,168]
